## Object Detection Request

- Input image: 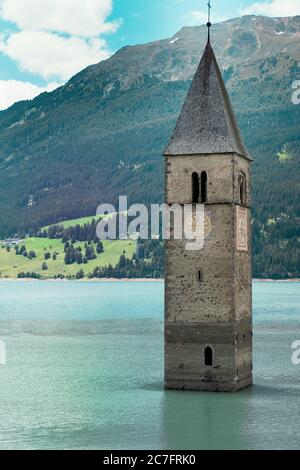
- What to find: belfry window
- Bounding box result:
[200,171,208,203]
[204,346,213,367]
[239,172,247,205]
[192,172,199,203]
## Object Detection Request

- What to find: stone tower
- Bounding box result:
[164,37,253,392]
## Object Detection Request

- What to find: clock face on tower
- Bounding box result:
[204,212,212,240]
[236,206,248,252]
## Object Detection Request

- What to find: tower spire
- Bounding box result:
[164,38,251,159]
[207,1,212,44]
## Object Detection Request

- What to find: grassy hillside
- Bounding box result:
[0,237,136,279]
[43,215,102,230]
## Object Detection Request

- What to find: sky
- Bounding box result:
[0,0,300,110]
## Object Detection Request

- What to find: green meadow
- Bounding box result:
[43,215,102,230]
[0,237,136,279]
[42,212,124,230]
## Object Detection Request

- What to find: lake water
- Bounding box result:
[0,280,300,450]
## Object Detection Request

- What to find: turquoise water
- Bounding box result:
[0,280,300,450]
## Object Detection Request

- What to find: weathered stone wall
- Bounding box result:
[165,153,252,392]
[166,154,234,205]
[165,204,234,324]
[233,155,253,380]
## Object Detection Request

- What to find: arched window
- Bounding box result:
[200,171,207,203]
[239,172,247,205]
[192,172,199,203]
[204,346,213,367]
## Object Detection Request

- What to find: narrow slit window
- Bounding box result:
[239,172,247,205]
[192,172,199,203]
[204,346,213,366]
[197,270,203,282]
[200,171,208,203]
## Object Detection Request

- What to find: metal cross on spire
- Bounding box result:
[207,1,212,44]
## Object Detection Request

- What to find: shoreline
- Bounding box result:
[0,278,164,282]
[253,278,300,283]
[0,278,299,283]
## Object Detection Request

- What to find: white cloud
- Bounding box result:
[0,0,120,37]
[0,0,121,83]
[0,80,59,110]
[0,1,121,107]
[0,30,110,81]
[242,0,300,17]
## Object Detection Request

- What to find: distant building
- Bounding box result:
[164,25,253,391]
[3,238,23,247]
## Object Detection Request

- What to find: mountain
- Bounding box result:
[0,15,300,277]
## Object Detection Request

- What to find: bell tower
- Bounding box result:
[164,24,253,391]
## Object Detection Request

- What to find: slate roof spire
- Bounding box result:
[164,25,251,160]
